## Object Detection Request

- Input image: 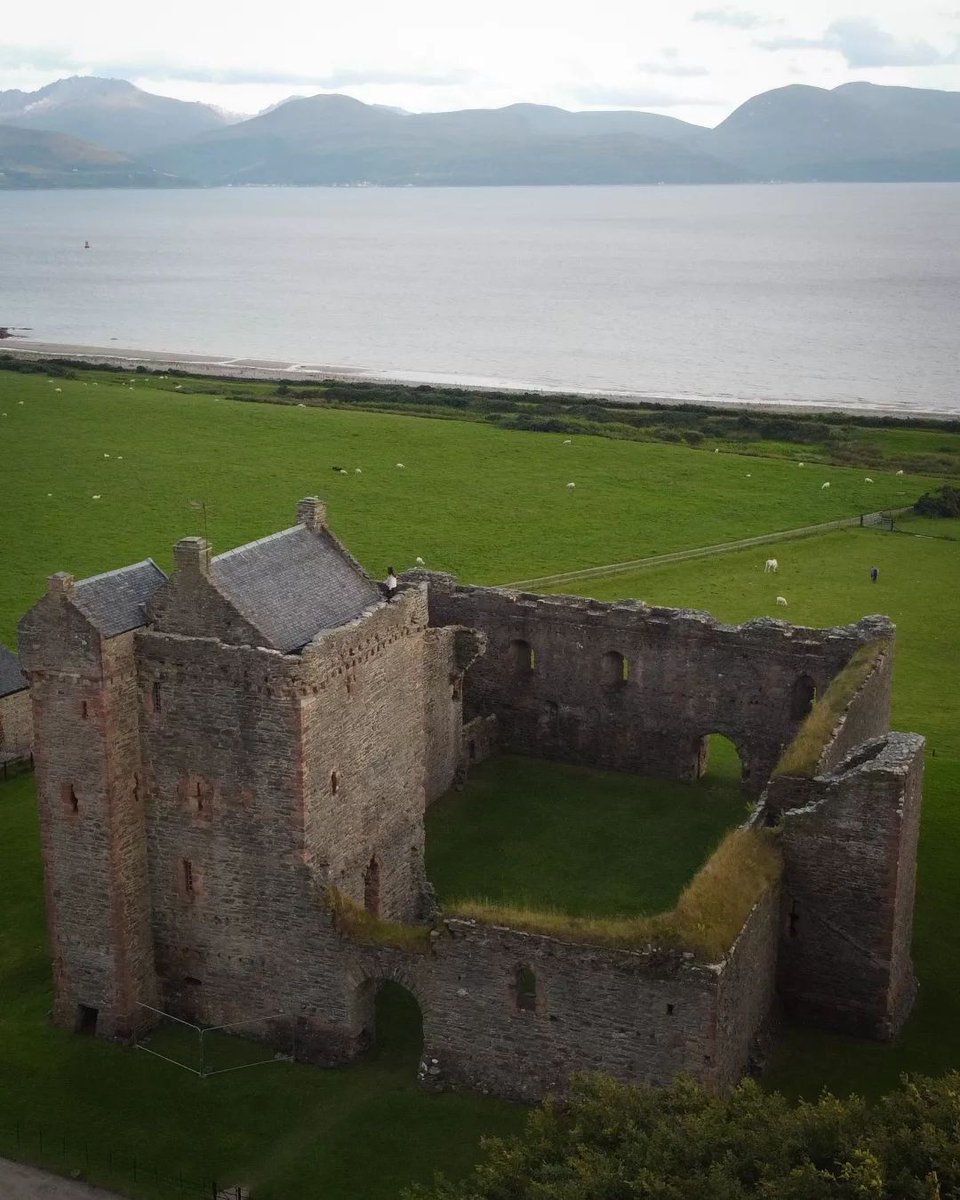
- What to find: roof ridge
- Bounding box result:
[211,526,302,566]
[75,558,166,588]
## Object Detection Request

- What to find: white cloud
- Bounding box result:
[759,17,960,65]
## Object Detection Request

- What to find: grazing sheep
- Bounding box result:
[764,558,778,573]
[55,387,62,393]
[339,469,348,476]
[18,400,23,405]
[567,482,576,490]
[103,453,110,458]
[896,469,904,476]
[776,596,788,607]
[416,556,425,565]
[746,473,752,478]
[562,439,572,445]
[798,462,805,467]
[396,463,405,469]
[92,494,102,500]
[821,482,831,490]
[355,467,362,474]
[865,477,874,483]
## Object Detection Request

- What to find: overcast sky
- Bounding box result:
[3,0,959,125]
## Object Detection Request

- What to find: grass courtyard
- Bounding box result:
[0,362,958,1193]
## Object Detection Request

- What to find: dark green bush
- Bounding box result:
[914,486,960,518]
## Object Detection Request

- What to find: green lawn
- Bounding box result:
[426,750,746,918]
[0,367,935,647]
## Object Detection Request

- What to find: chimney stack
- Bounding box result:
[297,497,327,534]
[174,537,211,576]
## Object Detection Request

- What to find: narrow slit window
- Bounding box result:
[515,965,538,1013]
[69,785,79,814]
[80,700,88,720]
[331,770,339,796]
[195,780,203,812]
[152,681,162,714]
[183,858,194,895]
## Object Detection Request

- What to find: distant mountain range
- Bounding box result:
[2,75,960,188]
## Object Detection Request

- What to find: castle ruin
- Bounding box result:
[18,498,923,1100]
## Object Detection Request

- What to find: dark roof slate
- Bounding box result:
[211,525,381,652]
[0,644,27,698]
[73,560,168,637]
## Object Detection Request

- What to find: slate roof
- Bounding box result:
[211,525,382,652]
[73,560,168,637]
[0,644,27,698]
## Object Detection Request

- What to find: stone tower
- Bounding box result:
[19,565,162,1037]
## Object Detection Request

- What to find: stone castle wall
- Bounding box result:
[424,578,889,793]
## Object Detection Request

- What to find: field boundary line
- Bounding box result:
[502,509,912,590]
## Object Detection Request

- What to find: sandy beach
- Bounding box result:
[1,339,957,421]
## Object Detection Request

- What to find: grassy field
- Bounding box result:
[0,366,937,646]
[0,365,958,1193]
[426,748,745,918]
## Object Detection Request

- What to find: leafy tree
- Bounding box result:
[407,1073,960,1200]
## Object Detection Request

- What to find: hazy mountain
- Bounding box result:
[0,124,176,188]
[705,82,960,179]
[2,77,960,186]
[148,92,738,185]
[0,76,241,155]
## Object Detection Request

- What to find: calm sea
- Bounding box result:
[1,183,959,415]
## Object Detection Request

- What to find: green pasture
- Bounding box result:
[0,365,958,1193]
[426,747,745,918]
[0,366,935,646]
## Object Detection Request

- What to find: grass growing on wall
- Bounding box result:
[449,827,781,962]
[326,887,433,954]
[773,639,890,779]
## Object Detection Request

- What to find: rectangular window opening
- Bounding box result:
[183,858,194,895]
[152,681,162,713]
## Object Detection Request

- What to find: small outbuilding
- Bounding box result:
[0,643,32,773]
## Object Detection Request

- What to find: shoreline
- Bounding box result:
[2,338,958,422]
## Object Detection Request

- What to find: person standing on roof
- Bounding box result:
[385,566,398,600]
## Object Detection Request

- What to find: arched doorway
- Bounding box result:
[790,675,817,721]
[694,733,746,788]
[354,977,424,1072]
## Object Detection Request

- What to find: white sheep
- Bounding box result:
[567,482,576,490]
[821,482,830,490]
[55,387,62,393]
[746,473,752,478]
[396,462,405,469]
[896,469,904,476]
[416,556,425,565]
[339,469,348,476]
[764,558,778,573]
[354,467,362,474]
[103,453,110,458]
[798,462,805,468]
[18,400,23,405]
[865,477,874,483]
[776,596,788,607]
[562,439,572,445]
[92,494,102,500]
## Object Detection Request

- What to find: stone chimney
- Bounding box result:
[297,497,327,534]
[174,537,211,576]
[47,571,75,595]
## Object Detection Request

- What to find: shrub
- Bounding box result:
[406,1071,960,1200]
[914,485,960,518]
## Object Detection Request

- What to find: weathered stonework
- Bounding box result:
[0,643,32,762]
[17,502,923,1101]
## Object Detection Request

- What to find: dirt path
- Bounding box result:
[0,1157,127,1199]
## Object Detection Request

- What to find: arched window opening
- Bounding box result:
[364,856,381,918]
[602,650,628,686]
[790,675,817,721]
[514,965,538,1013]
[694,734,744,787]
[510,638,535,675]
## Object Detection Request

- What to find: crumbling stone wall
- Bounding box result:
[0,687,32,758]
[425,578,888,793]
[773,733,924,1039]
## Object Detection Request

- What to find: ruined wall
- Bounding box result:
[775,733,924,1039]
[19,585,156,1037]
[713,886,781,1090]
[426,579,887,792]
[0,687,32,757]
[817,643,894,775]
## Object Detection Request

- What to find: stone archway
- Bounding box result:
[351,967,426,1071]
[693,732,749,789]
